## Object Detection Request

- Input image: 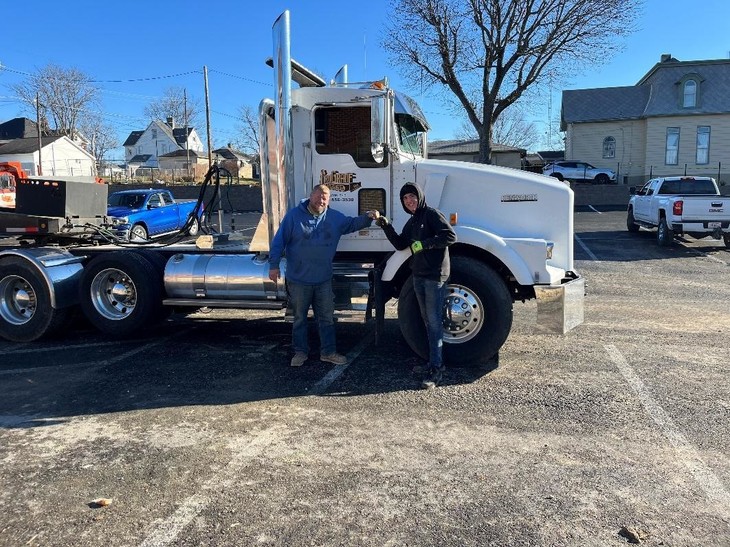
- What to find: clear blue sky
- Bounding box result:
[2,0,729,159]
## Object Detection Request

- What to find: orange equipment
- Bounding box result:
[0,162,28,209]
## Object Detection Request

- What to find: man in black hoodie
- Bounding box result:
[377,182,457,388]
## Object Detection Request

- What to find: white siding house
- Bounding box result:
[0,135,96,177]
[123,119,204,177]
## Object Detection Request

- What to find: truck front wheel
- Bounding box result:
[627,208,640,233]
[657,217,673,246]
[0,258,70,342]
[79,252,163,337]
[397,257,513,365]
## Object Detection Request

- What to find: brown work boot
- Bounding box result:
[320,352,348,365]
[290,352,308,367]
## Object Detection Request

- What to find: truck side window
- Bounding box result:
[314,106,388,168]
[148,194,162,208]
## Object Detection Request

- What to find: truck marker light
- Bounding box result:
[449,213,458,225]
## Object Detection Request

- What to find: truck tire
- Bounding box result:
[627,208,640,233]
[130,223,148,241]
[79,251,163,337]
[0,257,70,342]
[724,233,730,249]
[397,257,513,365]
[657,217,673,247]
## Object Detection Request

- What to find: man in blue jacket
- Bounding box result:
[269,184,378,367]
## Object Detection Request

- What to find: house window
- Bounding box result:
[696,126,710,164]
[602,136,616,159]
[683,80,697,108]
[665,127,679,165]
[151,129,157,139]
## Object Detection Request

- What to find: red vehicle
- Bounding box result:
[0,162,28,209]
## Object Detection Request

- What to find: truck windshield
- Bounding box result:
[0,174,13,190]
[109,193,146,208]
[396,114,425,156]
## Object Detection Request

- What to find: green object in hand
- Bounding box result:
[376,216,389,227]
[410,241,423,254]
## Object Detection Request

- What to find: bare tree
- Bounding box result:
[78,115,119,173]
[383,0,641,163]
[11,64,98,137]
[144,87,201,128]
[455,103,539,149]
[235,105,260,158]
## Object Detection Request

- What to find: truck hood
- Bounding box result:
[107,206,141,217]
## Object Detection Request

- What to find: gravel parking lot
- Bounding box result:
[1,208,729,546]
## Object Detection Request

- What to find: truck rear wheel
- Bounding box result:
[79,251,163,337]
[0,258,70,342]
[657,217,673,246]
[397,257,513,365]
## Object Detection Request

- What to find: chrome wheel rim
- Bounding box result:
[90,268,137,320]
[0,275,37,325]
[443,284,484,343]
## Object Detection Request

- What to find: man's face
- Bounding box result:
[309,187,330,214]
[402,192,418,214]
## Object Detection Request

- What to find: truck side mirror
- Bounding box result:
[370,96,386,164]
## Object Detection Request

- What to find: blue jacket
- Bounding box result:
[269,199,373,285]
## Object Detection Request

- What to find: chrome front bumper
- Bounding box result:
[534,275,585,334]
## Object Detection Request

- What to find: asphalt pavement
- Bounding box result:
[1,207,729,546]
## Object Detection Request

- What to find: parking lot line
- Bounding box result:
[605,344,730,520]
[574,234,598,261]
[310,332,374,395]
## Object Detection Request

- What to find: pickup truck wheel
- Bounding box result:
[595,174,609,185]
[130,223,148,241]
[79,251,162,337]
[724,233,730,249]
[0,258,70,342]
[397,257,513,365]
[657,217,673,246]
[627,208,640,233]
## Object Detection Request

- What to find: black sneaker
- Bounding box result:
[421,367,444,389]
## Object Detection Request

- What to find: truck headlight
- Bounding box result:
[546,242,554,259]
[111,216,129,226]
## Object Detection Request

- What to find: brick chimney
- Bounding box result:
[166,117,175,129]
[660,53,672,63]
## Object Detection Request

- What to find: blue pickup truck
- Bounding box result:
[107,188,201,241]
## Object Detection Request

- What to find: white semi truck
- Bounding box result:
[0,10,583,364]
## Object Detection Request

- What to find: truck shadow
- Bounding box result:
[0,314,498,429]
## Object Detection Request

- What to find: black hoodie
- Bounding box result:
[381,182,456,281]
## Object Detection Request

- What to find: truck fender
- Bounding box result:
[0,248,85,309]
[380,225,540,286]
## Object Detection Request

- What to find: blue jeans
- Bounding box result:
[412,276,446,369]
[287,280,336,355]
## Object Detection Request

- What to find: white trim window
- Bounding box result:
[683,80,697,108]
[665,127,679,165]
[696,126,710,164]
[602,136,616,159]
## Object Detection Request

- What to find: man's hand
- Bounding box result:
[269,268,280,282]
[376,216,389,227]
[366,210,380,220]
[410,241,423,254]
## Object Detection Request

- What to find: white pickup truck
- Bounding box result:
[627,176,730,247]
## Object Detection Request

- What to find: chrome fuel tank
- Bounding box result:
[164,254,287,301]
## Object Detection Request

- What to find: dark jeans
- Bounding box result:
[412,276,446,369]
[287,280,336,355]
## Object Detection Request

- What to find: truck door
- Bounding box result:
[309,104,391,249]
[633,180,655,222]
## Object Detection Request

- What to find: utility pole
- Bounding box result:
[36,92,43,175]
[184,89,191,180]
[203,66,212,167]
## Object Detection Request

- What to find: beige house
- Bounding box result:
[562,54,730,186]
[428,140,526,169]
